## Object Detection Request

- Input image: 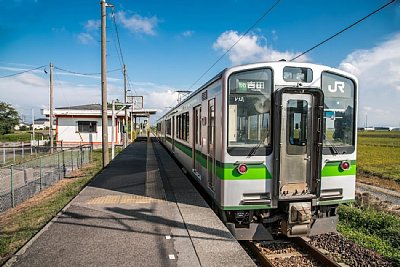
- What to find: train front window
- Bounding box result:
[228,68,272,156]
[321,72,356,154]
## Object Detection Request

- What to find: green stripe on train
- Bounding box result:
[167,138,355,180]
[174,141,192,157]
[172,139,272,180]
[216,163,272,180]
[321,160,357,177]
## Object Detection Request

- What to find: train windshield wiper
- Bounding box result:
[247,142,262,158]
[325,139,339,154]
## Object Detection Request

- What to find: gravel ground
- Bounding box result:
[355,183,400,217]
[310,233,395,267]
[357,182,400,206]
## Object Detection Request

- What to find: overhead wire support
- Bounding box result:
[0,65,47,79]
[290,0,397,61]
[188,0,281,90]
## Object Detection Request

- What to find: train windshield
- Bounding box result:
[321,72,356,154]
[227,68,272,156]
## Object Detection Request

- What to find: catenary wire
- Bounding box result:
[290,0,396,61]
[187,0,281,90]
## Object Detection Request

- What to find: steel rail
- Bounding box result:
[243,237,341,267]
[291,237,341,267]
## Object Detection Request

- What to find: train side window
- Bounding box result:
[185,112,189,141]
[166,119,171,135]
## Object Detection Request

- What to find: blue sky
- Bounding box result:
[0,0,399,126]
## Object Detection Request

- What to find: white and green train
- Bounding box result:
[156,61,357,240]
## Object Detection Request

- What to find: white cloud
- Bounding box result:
[84,20,100,32]
[0,70,179,124]
[213,30,309,65]
[116,11,159,36]
[16,72,48,87]
[0,73,101,122]
[77,32,96,45]
[77,19,100,45]
[126,82,179,109]
[182,30,194,37]
[271,30,278,42]
[339,33,400,126]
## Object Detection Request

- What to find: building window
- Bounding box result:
[77,121,97,133]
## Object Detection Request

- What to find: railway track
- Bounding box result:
[243,237,341,267]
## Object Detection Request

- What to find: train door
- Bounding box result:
[207,99,216,191]
[193,105,202,179]
[278,92,322,199]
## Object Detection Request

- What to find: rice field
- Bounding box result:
[357,131,400,182]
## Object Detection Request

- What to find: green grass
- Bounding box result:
[338,204,400,265]
[0,149,103,265]
[0,132,32,142]
[357,131,400,182]
[0,130,51,143]
[358,131,400,139]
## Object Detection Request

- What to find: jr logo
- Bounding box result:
[328,81,345,93]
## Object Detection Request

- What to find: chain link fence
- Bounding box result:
[0,145,92,213]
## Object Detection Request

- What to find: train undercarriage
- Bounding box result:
[222,202,339,240]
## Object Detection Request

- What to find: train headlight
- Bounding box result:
[340,161,350,171]
[237,164,248,175]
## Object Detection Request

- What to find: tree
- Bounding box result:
[0,102,20,135]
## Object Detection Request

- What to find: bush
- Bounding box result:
[338,204,400,264]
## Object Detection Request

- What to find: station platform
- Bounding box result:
[6,138,255,267]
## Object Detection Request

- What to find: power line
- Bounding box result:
[0,65,47,79]
[54,66,122,76]
[290,0,396,61]
[126,73,138,96]
[188,0,281,90]
[111,7,125,68]
[110,7,138,97]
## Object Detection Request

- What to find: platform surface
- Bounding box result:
[6,138,255,267]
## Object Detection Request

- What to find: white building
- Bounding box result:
[42,104,156,147]
[32,118,50,130]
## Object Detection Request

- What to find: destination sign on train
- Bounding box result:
[236,79,266,92]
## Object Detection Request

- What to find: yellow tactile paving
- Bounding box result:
[87,194,165,205]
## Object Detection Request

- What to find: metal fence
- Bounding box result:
[0,142,60,166]
[0,145,92,213]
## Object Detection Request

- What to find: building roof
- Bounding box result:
[34,118,49,124]
[56,104,102,110]
[35,118,49,122]
[42,103,157,117]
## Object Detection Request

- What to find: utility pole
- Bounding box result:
[124,64,128,148]
[111,100,115,159]
[49,62,54,153]
[101,0,109,167]
[32,109,35,143]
